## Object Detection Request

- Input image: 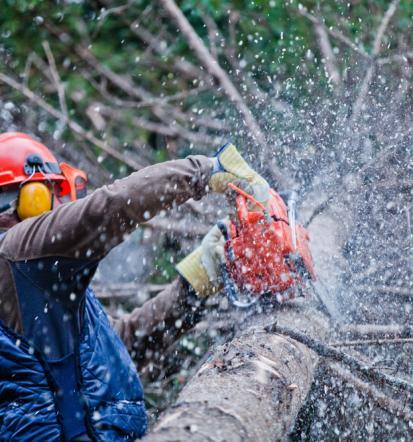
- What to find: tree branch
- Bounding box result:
[94,282,169,301]
[304,139,400,227]
[331,338,413,347]
[266,323,413,396]
[313,17,341,89]
[353,284,412,298]
[329,363,413,421]
[297,6,370,59]
[350,0,400,123]
[42,40,68,133]
[97,103,223,146]
[143,217,210,236]
[341,324,413,340]
[129,19,210,81]
[158,0,285,184]
[0,72,144,170]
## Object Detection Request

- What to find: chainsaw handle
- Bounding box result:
[217,220,235,262]
[236,195,249,226]
[227,182,266,211]
[227,182,272,225]
[217,220,230,240]
[217,221,258,309]
[220,263,258,309]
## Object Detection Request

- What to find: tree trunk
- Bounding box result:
[142,304,328,442]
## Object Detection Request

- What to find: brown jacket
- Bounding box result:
[0,155,212,367]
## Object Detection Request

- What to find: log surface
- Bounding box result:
[142,305,328,442]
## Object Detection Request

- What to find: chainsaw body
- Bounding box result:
[223,185,315,306]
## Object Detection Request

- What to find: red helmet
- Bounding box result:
[0,132,87,219]
[0,132,65,187]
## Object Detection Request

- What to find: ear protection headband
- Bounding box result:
[0,155,88,220]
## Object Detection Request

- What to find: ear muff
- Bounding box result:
[17,182,52,220]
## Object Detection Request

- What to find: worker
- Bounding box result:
[0,132,269,441]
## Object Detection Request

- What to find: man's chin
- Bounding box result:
[0,211,20,230]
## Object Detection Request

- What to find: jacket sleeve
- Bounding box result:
[2,155,212,262]
[110,277,205,369]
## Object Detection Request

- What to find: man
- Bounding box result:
[0,132,269,441]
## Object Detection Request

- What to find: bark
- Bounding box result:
[142,303,328,442]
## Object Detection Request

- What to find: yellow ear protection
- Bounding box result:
[3,153,88,221]
[16,182,52,220]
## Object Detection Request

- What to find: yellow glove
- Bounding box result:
[209,143,270,206]
[176,224,225,297]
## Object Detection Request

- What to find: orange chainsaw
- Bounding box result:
[218,183,316,308]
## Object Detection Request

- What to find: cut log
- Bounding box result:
[142,304,328,442]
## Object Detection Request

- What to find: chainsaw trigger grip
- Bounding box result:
[217,221,230,241]
[220,263,258,309]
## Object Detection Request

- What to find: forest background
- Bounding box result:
[1,0,412,439]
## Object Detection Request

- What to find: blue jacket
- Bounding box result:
[0,252,147,441]
[0,156,212,441]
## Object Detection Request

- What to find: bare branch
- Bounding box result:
[304,139,400,227]
[83,69,211,110]
[297,6,370,59]
[97,1,133,23]
[353,284,413,298]
[0,72,144,170]
[44,19,227,151]
[158,0,285,184]
[42,41,68,137]
[313,17,341,89]
[85,71,227,133]
[97,103,223,146]
[94,282,169,301]
[75,44,223,144]
[266,323,413,395]
[129,19,210,81]
[341,324,413,340]
[329,364,413,421]
[200,10,290,114]
[378,51,413,65]
[74,44,150,102]
[350,0,400,122]
[372,1,400,56]
[23,53,37,87]
[331,338,413,347]
[200,11,219,59]
[143,216,210,236]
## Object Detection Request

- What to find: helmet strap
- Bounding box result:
[19,166,37,187]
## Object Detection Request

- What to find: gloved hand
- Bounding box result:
[209,142,270,206]
[176,223,226,297]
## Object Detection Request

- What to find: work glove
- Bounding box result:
[209,142,270,206]
[176,223,226,297]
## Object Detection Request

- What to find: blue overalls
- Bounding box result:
[0,237,147,441]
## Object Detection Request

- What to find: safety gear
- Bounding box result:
[0,132,88,219]
[209,142,270,206]
[200,223,226,283]
[0,132,64,187]
[176,223,226,297]
[58,162,88,202]
[16,182,52,220]
[176,248,211,297]
[0,238,148,440]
